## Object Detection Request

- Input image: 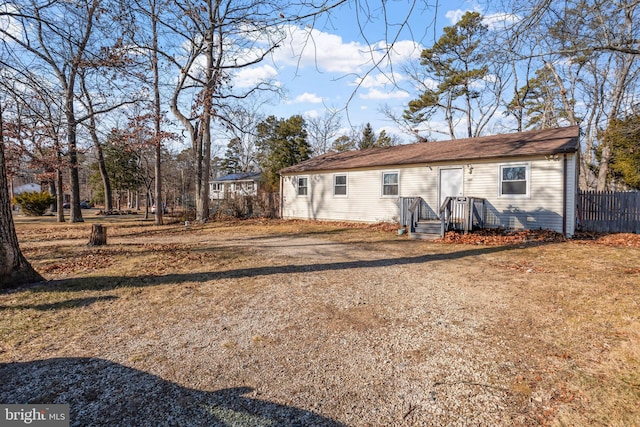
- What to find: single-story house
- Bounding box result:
[210,172,261,200]
[279,126,580,237]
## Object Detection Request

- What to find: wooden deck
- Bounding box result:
[400,196,486,239]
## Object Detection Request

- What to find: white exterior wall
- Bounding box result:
[209,180,259,200]
[281,169,407,223]
[461,155,576,235]
[281,153,578,235]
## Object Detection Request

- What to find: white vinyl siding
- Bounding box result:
[281,153,577,235]
[464,157,569,233]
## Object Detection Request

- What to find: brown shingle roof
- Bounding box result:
[280,126,580,174]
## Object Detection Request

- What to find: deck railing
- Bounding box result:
[440,197,485,235]
[399,196,424,232]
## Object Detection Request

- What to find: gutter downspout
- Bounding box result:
[562,154,567,237]
[279,175,284,219]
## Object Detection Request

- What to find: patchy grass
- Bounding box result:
[2,215,639,426]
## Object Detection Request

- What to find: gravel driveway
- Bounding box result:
[2,227,627,426]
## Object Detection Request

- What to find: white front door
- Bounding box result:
[439,167,464,207]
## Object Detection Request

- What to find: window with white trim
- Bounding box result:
[382,171,399,196]
[334,174,347,196]
[500,164,528,196]
[297,176,308,196]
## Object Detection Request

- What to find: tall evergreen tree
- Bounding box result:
[404,11,491,139]
[602,115,640,189]
[358,123,376,150]
[331,135,355,152]
[256,115,310,191]
[506,67,574,130]
[221,138,244,174]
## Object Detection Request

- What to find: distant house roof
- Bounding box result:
[13,183,42,194]
[212,172,262,182]
[280,126,580,174]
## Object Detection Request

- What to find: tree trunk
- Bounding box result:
[151,1,163,226]
[0,106,43,289]
[56,167,65,223]
[88,224,107,246]
[81,71,113,211]
[66,103,84,223]
[48,179,56,213]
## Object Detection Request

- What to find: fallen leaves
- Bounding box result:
[573,232,640,248]
[41,252,114,274]
[435,228,640,248]
[437,228,566,246]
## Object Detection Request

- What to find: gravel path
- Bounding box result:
[2,233,561,426]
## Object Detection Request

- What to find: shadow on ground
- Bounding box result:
[0,358,346,427]
[21,244,532,293]
[0,296,118,311]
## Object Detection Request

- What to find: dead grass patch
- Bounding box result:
[2,216,639,425]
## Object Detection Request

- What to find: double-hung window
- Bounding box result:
[297,176,308,196]
[500,164,529,196]
[334,174,347,196]
[382,171,399,197]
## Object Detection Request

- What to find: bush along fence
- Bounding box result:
[578,190,640,233]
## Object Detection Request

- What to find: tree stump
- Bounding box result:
[89,224,107,246]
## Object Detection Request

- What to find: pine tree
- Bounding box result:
[404,11,489,139]
[358,123,376,150]
[256,115,310,191]
[221,138,244,174]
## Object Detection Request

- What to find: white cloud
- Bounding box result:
[272,25,418,74]
[354,72,405,89]
[0,4,23,40]
[388,40,422,62]
[233,64,278,88]
[272,26,373,73]
[359,88,410,101]
[355,75,388,89]
[483,12,521,29]
[303,109,321,118]
[445,7,520,29]
[292,92,323,104]
[445,9,470,24]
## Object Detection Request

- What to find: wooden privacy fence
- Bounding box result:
[578,190,640,233]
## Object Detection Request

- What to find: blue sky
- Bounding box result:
[228,0,486,145]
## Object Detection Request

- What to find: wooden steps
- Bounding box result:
[409,220,441,240]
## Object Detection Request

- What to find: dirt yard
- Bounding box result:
[1,216,639,426]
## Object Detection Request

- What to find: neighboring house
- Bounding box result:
[279,126,580,237]
[13,183,42,195]
[210,172,261,200]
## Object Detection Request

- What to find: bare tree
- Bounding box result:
[0,76,68,222]
[163,0,289,221]
[131,0,168,224]
[217,104,264,173]
[0,102,43,289]
[506,0,640,189]
[306,110,343,156]
[0,0,138,221]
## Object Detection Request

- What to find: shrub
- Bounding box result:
[13,191,55,216]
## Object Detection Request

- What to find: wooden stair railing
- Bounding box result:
[439,197,453,236]
[439,197,485,236]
